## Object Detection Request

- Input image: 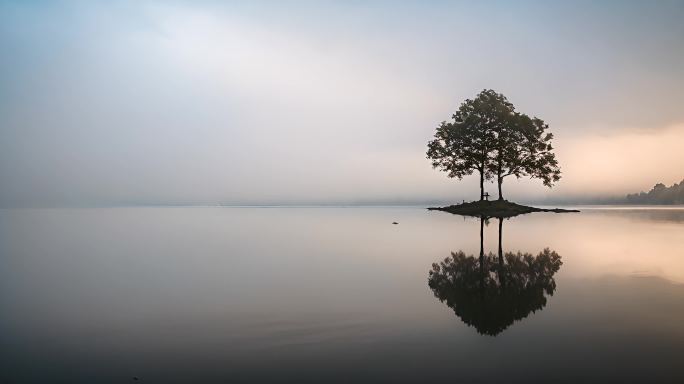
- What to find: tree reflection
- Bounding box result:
[428,217,562,336]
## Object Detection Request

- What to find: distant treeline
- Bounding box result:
[626,180,684,204]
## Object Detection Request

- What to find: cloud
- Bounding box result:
[0,1,682,206]
[555,123,684,197]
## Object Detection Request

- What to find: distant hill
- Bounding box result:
[626,180,684,205]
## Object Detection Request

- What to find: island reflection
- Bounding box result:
[428,217,562,336]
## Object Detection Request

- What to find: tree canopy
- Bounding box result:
[427,89,561,201]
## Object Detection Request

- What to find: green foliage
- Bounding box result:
[494,113,561,194]
[426,89,562,200]
[426,90,500,199]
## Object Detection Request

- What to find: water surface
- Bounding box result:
[1,207,683,383]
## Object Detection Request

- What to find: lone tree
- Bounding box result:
[426,91,498,200]
[427,89,561,201]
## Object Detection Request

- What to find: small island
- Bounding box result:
[425,90,579,218]
[428,199,579,219]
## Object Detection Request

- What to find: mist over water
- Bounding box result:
[1,207,683,383]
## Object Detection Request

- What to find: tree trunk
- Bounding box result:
[497,176,504,200]
[479,171,484,201]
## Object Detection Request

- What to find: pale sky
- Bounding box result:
[1,0,683,207]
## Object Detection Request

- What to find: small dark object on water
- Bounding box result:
[392,222,399,225]
[132,377,139,381]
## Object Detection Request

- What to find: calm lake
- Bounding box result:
[1,206,683,383]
